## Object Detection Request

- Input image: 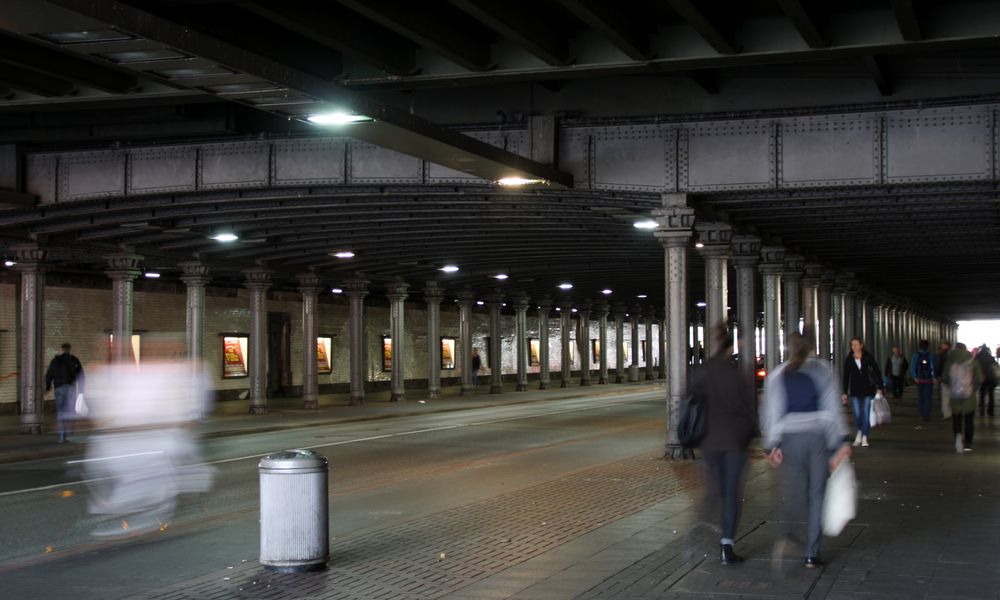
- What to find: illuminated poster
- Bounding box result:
[440,337,456,370]
[592,339,600,365]
[528,338,540,366]
[621,341,631,364]
[107,333,141,365]
[382,336,392,372]
[317,336,332,374]
[222,335,249,378]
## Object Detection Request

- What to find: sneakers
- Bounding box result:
[861,435,869,447]
[853,432,863,447]
[955,434,963,454]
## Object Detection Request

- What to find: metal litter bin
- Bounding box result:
[259,449,329,572]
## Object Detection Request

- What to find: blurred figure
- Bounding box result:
[974,345,996,417]
[764,329,851,569]
[45,342,85,443]
[936,340,952,418]
[884,346,908,401]
[471,348,482,388]
[941,342,982,453]
[910,341,936,420]
[841,337,882,446]
[81,335,214,537]
[689,323,756,564]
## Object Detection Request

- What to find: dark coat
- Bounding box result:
[694,353,757,452]
[44,352,84,391]
[842,350,882,397]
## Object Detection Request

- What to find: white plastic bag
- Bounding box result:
[870,392,891,426]
[75,392,88,417]
[822,460,857,536]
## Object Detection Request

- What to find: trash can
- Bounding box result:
[259,449,329,572]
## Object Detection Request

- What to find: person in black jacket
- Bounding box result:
[691,323,757,565]
[44,343,85,443]
[841,337,882,448]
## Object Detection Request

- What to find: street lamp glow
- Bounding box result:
[497,177,546,186]
[439,265,459,273]
[307,112,372,124]
[558,283,573,290]
[333,251,355,259]
[633,219,658,230]
[210,232,239,242]
[601,289,612,295]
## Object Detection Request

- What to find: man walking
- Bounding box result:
[910,341,936,420]
[884,346,908,401]
[974,345,996,417]
[45,343,85,443]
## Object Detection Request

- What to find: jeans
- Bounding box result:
[702,450,747,543]
[978,381,996,416]
[54,384,75,440]
[850,395,873,436]
[890,375,905,400]
[953,412,974,447]
[917,383,934,420]
[779,432,828,558]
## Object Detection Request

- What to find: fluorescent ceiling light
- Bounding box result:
[637,294,648,299]
[476,300,485,306]
[694,242,705,248]
[331,288,343,294]
[601,289,612,295]
[558,283,573,290]
[497,177,546,186]
[493,273,508,280]
[633,220,658,230]
[144,272,161,279]
[332,251,355,259]
[307,112,372,124]
[3,260,15,267]
[696,301,707,308]
[210,232,239,242]
[571,308,578,313]
[439,265,459,273]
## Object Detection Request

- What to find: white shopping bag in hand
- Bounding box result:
[822,460,857,536]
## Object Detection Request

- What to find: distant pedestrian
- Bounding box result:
[941,342,982,453]
[44,343,85,443]
[764,330,851,569]
[936,341,952,418]
[884,346,908,401]
[974,345,995,417]
[841,337,882,447]
[910,341,936,420]
[471,348,482,388]
[689,324,756,565]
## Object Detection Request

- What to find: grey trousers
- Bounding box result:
[779,432,828,557]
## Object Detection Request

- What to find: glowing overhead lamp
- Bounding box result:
[331,288,344,294]
[637,294,648,299]
[493,273,509,280]
[601,289,613,295]
[694,241,705,249]
[307,112,372,125]
[696,301,707,308]
[210,232,239,242]
[632,219,658,230]
[439,265,459,273]
[3,260,15,267]
[497,176,547,186]
[332,251,355,259]
[476,300,485,306]
[144,272,161,279]
[558,282,573,290]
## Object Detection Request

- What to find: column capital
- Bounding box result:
[576,299,592,317]
[104,252,142,280]
[642,305,657,319]
[243,267,273,290]
[484,291,505,307]
[653,193,695,248]
[456,287,476,304]
[758,245,785,275]
[423,280,445,303]
[12,243,47,266]
[385,279,411,302]
[558,299,575,312]
[594,301,610,319]
[179,260,211,286]
[611,302,628,318]
[801,262,825,287]
[695,221,732,256]
[536,295,553,311]
[296,271,323,294]
[782,253,806,276]
[729,234,761,264]
[342,275,370,298]
[513,292,531,312]
[819,269,837,290]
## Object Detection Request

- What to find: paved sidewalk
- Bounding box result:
[123,386,999,599]
[0,382,664,464]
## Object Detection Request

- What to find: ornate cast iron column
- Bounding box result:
[105,252,142,365]
[297,272,322,409]
[595,301,609,384]
[782,253,805,341]
[577,300,592,386]
[386,279,410,402]
[559,300,573,388]
[643,305,656,380]
[696,222,731,357]
[730,235,760,388]
[180,261,210,362]
[629,303,641,383]
[817,270,835,362]
[514,292,530,391]
[457,288,475,395]
[759,246,785,374]
[14,245,46,435]
[485,291,504,394]
[343,276,369,406]
[612,302,626,383]
[243,267,272,415]
[423,281,444,400]
[537,296,552,390]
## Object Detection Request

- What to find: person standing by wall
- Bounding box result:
[841,337,882,447]
[763,329,851,568]
[910,340,936,421]
[974,345,996,417]
[884,346,908,401]
[44,342,85,443]
[471,348,482,389]
[941,342,982,453]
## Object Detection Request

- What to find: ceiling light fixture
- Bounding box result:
[332,251,355,259]
[3,260,15,267]
[633,219,658,230]
[307,112,372,125]
[637,294,648,299]
[493,273,508,280]
[696,301,707,308]
[601,289,612,295]
[694,241,705,249]
[558,283,573,290]
[210,232,239,242]
[439,265,459,273]
[144,272,161,279]
[476,300,485,306]
[496,177,546,186]
[331,288,343,294]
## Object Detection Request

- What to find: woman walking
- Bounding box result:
[763,330,851,568]
[841,337,883,447]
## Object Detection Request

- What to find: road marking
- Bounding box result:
[0,392,659,498]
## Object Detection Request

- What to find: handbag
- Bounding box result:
[678,391,708,449]
[822,460,857,536]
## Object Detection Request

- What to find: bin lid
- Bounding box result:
[259,449,328,471]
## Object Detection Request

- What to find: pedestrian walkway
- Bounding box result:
[123,385,998,599]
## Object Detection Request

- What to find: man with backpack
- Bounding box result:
[940,342,983,453]
[909,340,936,421]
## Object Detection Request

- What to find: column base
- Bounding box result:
[515,383,527,391]
[560,380,570,388]
[580,380,591,386]
[664,444,695,460]
[615,375,624,383]
[598,376,607,384]
[428,389,441,400]
[538,382,549,390]
[489,386,502,394]
[19,423,43,435]
[645,373,655,381]
[349,395,365,406]
[249,404,267,415]
[390,393,405,402]
[460,386,474,396]
[302,399,319,410]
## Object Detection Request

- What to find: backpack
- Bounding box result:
[678,391,708,449]
[915,352,932,380]
[948,359,974,398]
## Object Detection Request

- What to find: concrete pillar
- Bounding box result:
[801,263,823,349]
[730,235,760,387]
[559,300,573,388]
[297,272,322,410]
[180,261,210,361]
[696,222,731,357]
[344,276,369,406]
[595,301,609,384]
[537,297,552,390]
[486,291,504,394]
[643,305,656,380]
[782,253,804,340]
[13,245,46,435]
[514,292,530,391]
[386,280,410,402]
[759,246,785,373]
[105,252,142,365]
[817,272,834,362]
[612,303,626,383]
[657,313,667,380]
[629,304,641,382]
[577,300,592,386]
[423,281,444,400]
[457,288,475,395]
[653,193,695,457]
[243,267,273,415]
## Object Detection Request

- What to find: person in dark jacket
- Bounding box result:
[841,337,882,447]
[690,323,757,565]
[910,340,936,421]
[44,342,85,443]
[974,345,996,417]
[884,346,908,401]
